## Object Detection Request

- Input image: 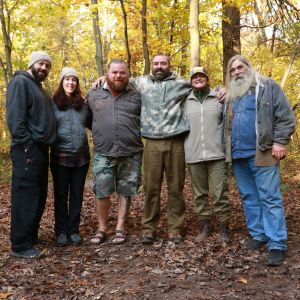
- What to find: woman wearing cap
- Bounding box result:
[184,67,230,243]
[51,67,91,246]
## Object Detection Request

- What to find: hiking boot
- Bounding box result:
[219,222,230,243]
[246,238,267,250]
[266,249,285,266]
[169,233,183,244]
[11,248,42,259]
[69,234,82,245]
[198,220,209,242]
[56,233,68,247]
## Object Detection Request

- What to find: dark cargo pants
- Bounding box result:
[10,143,49,252]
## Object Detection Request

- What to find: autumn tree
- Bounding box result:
[91,0,104,76]
[189,0,200,68]
[0,0,16,84]
[141,0,150,74]
[222,0,241,83]
[119,0,131,76]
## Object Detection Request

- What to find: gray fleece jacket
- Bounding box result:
[184,89,225,163]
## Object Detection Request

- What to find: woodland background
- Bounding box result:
[0,1,300,299]
[0,0,299,162]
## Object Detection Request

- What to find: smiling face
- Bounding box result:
[152,55,171,81]
[191,73,209,90]
[107,62,129,92]
[31,60,51,82]
[62,76,78,96]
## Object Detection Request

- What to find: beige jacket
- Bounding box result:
[184,89,225,163]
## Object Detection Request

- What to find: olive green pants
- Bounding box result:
[141,136,186,234]
[188,159,230,222]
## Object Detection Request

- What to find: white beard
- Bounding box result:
[227,71,255,102]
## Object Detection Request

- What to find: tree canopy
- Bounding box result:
[0,0,299,152]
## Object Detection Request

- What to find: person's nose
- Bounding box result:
[40,64,47,71]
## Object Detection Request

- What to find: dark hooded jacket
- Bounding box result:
[6,70,57,147]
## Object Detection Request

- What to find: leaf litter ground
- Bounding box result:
[0,160,300,299]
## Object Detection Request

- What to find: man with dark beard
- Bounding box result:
[87,59,143,245]
[94,54,224,244]
[224,55,295,266]
[134,54,191,245]
[6,51,57,258]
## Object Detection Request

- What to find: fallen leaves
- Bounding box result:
[0,292,13,299]
[238,276,248,284]
[1,160,300,299]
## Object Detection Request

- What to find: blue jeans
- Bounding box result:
[232,157,287,251]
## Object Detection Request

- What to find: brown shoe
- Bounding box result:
[141,233,154,245]
[219,222,230,243]
[198,220,209,242]
[169,233,183,244]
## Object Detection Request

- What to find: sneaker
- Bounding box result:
[11,248,42,259]
[246,238,267,250]
[69,234,82,245]
[266,249,285,266]
[57,233,68,247]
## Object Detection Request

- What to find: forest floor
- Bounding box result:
[0,158,300,300]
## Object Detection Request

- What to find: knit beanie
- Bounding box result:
[59,67,78,81]
[28,51,52,68]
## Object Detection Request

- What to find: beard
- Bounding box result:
[107,77,129,92]
[31,66,49,82]
[152,68,171,81]
[227,70,255,102]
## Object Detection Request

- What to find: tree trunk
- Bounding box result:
[189,0,200,68]
[91,0,104,76]
[281,35,300,88]
[268,25,277,77]
[119,0,131,76]
[169,0,178,45]
[141,0,150,75]
[253,0,267,42]
[0,0,13,84]
[222,1,241,83]
[59,17,69,67]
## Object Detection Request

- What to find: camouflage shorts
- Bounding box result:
[93,151,142,198]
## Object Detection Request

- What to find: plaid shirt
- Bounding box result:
[51,151,90,167]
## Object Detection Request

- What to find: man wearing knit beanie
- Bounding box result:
[27,50,52,82]
[6,51,57,258]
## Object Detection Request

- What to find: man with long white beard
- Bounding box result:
[224,55,295,266]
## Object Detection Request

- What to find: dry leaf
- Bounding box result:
[0,292,13,299]
[238,276,248,284]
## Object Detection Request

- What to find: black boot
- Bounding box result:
[198,220,209,241]
[219,222,230,243]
